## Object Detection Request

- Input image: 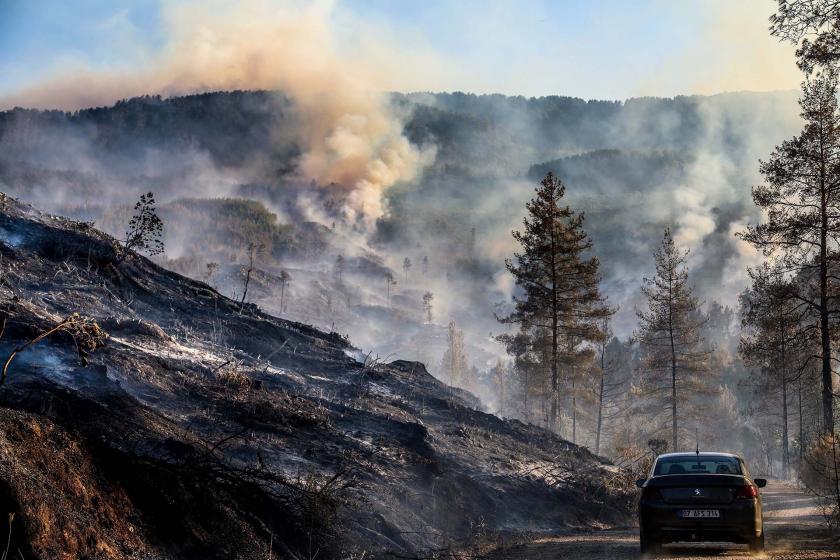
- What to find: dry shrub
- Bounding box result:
[0,313,108,388]
[289,468,358,558]
[0,409,146,559]
[801,434,840,526]
[216,365,252,394]
[98,317,170,341]
[606,432,660,518]
[236,392,330,429]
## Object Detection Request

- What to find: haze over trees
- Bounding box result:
[739,264,804,480]
[594,324,627,456]
[743,0,840,521]
[635,229,712,451]
[740,70,840,436]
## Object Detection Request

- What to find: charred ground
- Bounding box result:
[0,193,632,559]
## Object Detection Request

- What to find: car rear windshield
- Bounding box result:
[653,455,742,476]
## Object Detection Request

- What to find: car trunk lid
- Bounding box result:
[647,474,745,505]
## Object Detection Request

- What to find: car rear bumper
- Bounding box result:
[640,499,761,544]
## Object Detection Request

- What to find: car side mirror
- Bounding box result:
[754,478,767,488]
[635,478,647,488]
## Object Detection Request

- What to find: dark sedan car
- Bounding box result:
[636,452,767,554]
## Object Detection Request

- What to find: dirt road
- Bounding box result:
[488,481,837,559]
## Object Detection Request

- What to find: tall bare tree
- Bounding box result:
[334,254,345,281]
[594,322,631,456]
[740,264,809,479]
[636,228,711,451]
[279,270,291,313]
[441,321,467,386]
[239,242,261,306]
[740,71,840,435]
[403,257,412,282]
[594,336,635,457]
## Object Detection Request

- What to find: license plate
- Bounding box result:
[678,509,720,518]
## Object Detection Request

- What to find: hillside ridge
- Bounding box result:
[0,193,631,559]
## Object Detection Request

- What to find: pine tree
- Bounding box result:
[771,0,840,72]
[636,228,712,451]
[498,172,611,431]
[740,71,840,435]
[403,257,412,282]
[120,192,164,262]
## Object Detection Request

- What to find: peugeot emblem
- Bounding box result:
[694,489,702,496]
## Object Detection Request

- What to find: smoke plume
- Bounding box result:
[0,0,435,224]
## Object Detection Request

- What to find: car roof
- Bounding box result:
[655,452,740,459]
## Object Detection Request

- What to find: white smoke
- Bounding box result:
[0,0,438,225]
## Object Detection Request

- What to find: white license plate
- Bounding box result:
[679,509,720,518]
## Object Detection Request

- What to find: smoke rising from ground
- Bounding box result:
[0,0,436,224]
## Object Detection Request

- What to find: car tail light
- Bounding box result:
[642,486,663,500]
[735,484,758,499]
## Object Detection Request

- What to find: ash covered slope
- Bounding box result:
[0,193,630,559]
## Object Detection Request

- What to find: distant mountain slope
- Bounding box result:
[0,87,802,390]
[0,193,632,559]
[527,149,691,187]
[0,91,298,171]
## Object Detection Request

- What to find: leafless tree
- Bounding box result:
[403,257,412,282]
[279,270,291,313]
[238,243,265,307]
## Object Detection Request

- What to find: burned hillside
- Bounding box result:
[0,193,631,559]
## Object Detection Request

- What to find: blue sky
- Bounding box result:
[0,0,799,103]
[1,0,161,91]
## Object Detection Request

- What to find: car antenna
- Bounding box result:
[695,428,700,455]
